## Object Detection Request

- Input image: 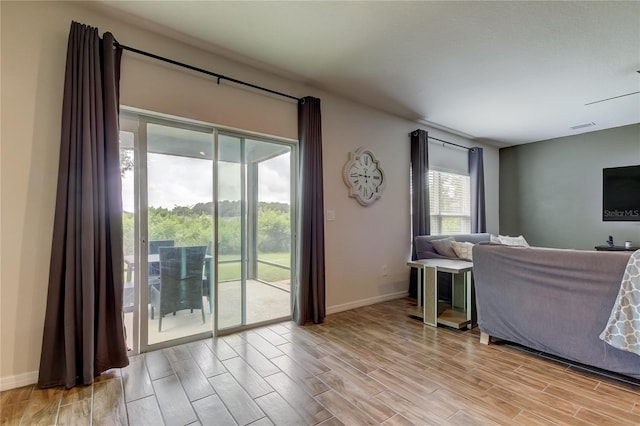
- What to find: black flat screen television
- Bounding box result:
[602,165,640,221]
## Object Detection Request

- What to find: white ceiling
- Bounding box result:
[94,1,640,147]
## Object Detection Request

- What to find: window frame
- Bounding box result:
[428,169,471,236]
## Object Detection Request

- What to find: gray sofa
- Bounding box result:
[413,233,491,301]
[414,233,491,260]
[473,244,640,379]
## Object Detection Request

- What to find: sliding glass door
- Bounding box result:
[121,112,296,351]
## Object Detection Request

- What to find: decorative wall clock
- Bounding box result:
[342,147,385,206]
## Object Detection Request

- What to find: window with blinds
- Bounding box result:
[429,170,471,235]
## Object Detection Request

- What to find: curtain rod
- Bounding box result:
[428,136,470,151]
[115,42,302,102]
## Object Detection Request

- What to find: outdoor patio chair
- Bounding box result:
[148,239,174,278]
[150,245,207,332]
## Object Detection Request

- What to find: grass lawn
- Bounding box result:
[218,252,290,282]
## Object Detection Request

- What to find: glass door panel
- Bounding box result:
[146,122,214,345]
[250,140,292,323]
[217,135,245,329]
[216,134,293,332]
[119,127,136,353]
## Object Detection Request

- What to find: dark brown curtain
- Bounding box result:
[294,97,325,324]
[469,147,486,233]
[409,129,430,298]
[38,22,128,389]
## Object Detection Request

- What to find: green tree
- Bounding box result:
[120,149,134,178]
[192,202,213,216]
[258,208,290,252]
[121,203,291,256]
[219,200,240,217]
[217,218,242,254]
[122,211,135,255]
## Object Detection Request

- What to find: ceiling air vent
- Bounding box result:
[570,122,596,130]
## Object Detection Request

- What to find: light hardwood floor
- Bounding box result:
[2,298,640,425]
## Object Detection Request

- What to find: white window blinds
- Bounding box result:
[429,170,471,235]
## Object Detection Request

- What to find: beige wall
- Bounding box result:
[0,1,499,388]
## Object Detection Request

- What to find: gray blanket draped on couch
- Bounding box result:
[473,244,640,380]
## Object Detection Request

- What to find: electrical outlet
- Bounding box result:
[382,265,388,276]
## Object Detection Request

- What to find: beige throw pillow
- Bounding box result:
[430,237,457,258]
[498,235,530,247]
[452,241,474,260]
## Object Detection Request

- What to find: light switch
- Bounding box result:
[326,209,336,221]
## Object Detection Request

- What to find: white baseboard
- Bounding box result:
[0,370,38,392]
[326,291,408,315]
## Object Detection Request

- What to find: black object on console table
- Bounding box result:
[594,245,639,251]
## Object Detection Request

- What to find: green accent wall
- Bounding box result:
[500,124,640,250]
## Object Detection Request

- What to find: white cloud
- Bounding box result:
[121,152,291,212]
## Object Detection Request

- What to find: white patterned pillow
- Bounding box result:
[452,241,474,260]
[498,235,530,247]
